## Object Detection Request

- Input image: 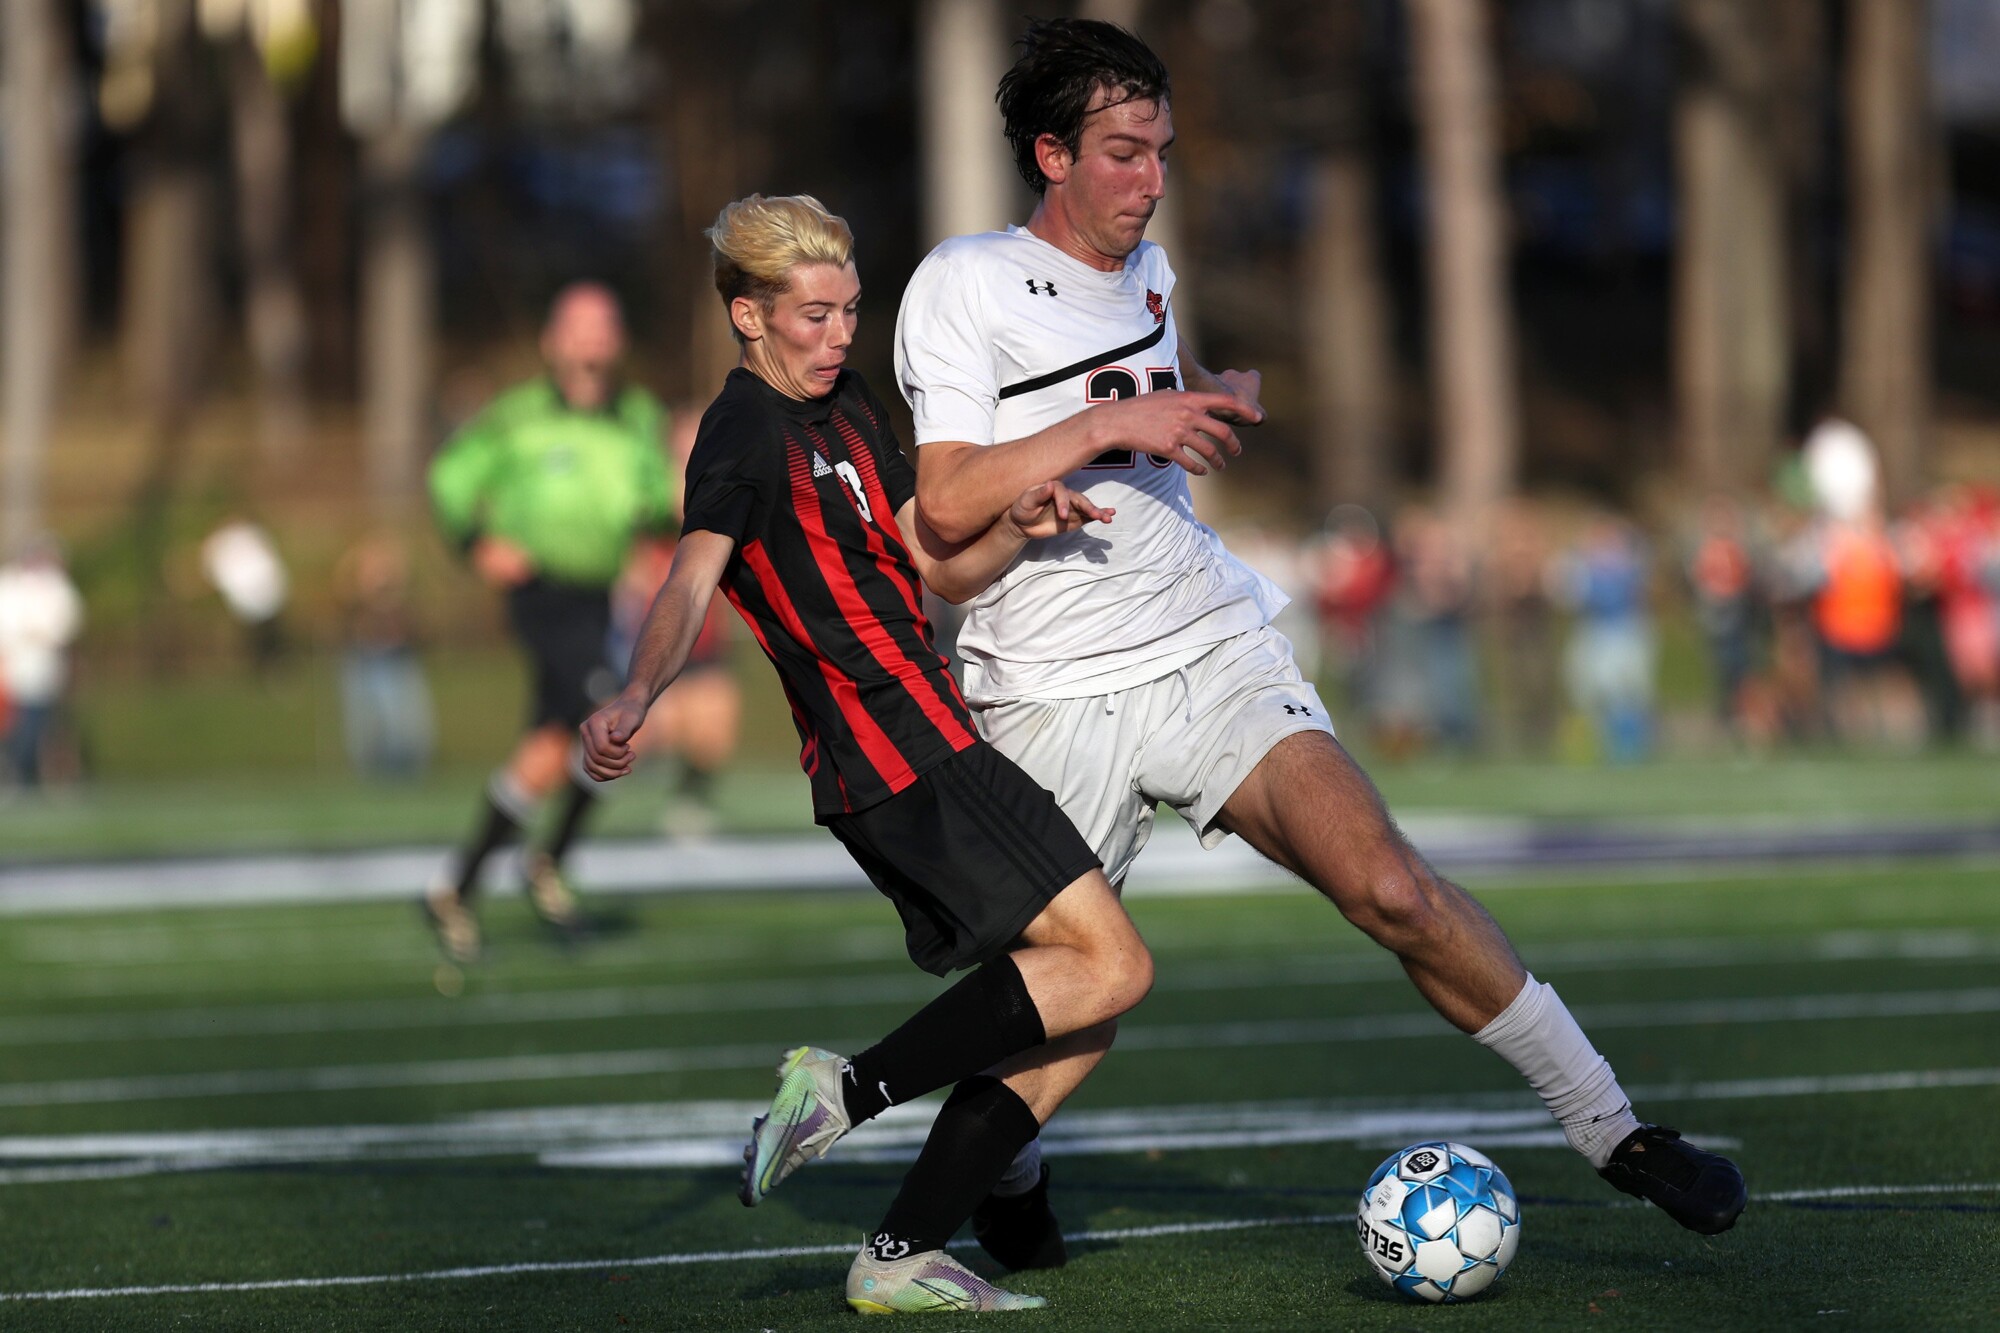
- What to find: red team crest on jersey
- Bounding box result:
[1146,289,1166,324]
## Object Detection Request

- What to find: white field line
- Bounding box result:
[8,1179,2000,1303]
[0,1060,1987,1184]
[6,927,1994,1047]
[0,1099,1587,1180]
[8,986,2000,1109]
[0,1214,1346,1303]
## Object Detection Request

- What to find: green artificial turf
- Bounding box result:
[3,860,1999,1328]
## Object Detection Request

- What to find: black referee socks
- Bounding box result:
[869,1076,1042,1262]
[841,954,1045,1125]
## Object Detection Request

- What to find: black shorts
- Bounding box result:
[826,741,1101,977]
[505,579,614,729]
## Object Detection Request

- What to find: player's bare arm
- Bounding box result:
[899,482,1115,605]
[1182,360,1266,427]
[470,534,536,588]
[580,529,734,781]
[915,390,1241,544]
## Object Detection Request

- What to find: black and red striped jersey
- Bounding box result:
[682,367,978,818]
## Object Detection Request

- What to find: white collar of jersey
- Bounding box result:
[1005,224,1144,286]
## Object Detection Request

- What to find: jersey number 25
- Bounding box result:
[1084,367,1180,470]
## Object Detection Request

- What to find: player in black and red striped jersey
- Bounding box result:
[580,194,1143,1315]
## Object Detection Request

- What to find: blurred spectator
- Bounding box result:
[333,532,435,780]
[1926,485,2000,748]
[607,413,742,837]
[1791,418,1925,748]
[1683,496,1765,742]
[0,538,85,789]
[1310,504,1395,723]
[1371,507,1480,756]
[1556,513,1657,763]
[1491,503,1560,757]
[1403,508,1482,751]
[200,517,289,676]
[1893,496,1963,744]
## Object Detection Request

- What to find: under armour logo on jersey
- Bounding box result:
[811,450,833,478]
[1025,277,1058,297]
[1283,704,1313,716]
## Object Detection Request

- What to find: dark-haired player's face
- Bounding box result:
[1053,91,1172,262]
[738,261,860,401]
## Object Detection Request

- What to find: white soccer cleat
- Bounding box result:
[846,1244,1047,1314]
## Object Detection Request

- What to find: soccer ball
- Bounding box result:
[1356,1141,1520,1303]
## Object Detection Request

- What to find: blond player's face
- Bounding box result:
[739,261,860,401]
[1060,93,1172,260]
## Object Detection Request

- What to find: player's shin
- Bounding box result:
[1471,974,1640,1168]
[840,954,1045,1124]
[867,1076,1042,1263]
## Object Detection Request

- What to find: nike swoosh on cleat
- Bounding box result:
[912,1279,974,1311]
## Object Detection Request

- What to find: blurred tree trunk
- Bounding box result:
[1306,152,1393,518]
[659,3,770,406]
[920,0,1011,247]
[1407,0,1516,540]
[122,0,219,670]
[358,123,434,519]
[343,0,481,518]
[297,0,355,400]
[1839,0,1932,506]
[228,38,311,474]
[1302,0,1391,518]
[1673,0,1790,495]
[1,0,79,555]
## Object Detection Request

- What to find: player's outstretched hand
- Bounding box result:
[1212,369,1266,426]
[1103,390,1247,477]
[1009,480,1114,540]
[579,692,650,782]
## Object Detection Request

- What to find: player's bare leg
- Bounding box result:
[1215,731,1523,1031]
[1218,731,1744,1234]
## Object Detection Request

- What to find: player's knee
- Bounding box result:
[1101,940,1154,1015]
[1343,863,1445,947]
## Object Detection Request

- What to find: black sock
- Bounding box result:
[869,1076,1041,1260]
[841,954,1044,1126]
[680,764,716,805]
[452,794,524,901]
[541,778,598,866]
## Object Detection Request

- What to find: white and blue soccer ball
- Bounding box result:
[1356,1141,1520,1303]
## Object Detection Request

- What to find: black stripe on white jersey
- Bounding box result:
[996,322,1167,401]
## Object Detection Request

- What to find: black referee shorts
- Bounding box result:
[826,741,1102,977]
[505,579,614,729]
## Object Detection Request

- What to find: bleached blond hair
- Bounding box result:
[706,194,855,341]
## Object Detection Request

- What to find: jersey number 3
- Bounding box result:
[834,459,873,522]
[1084,367,1181,469]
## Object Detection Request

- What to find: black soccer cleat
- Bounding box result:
[1597,1124,1747,1235]
[972,1163,1068,1271]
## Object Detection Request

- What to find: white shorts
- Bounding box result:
[973,625,1334,885]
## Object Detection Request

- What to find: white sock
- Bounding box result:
[1473,974,1640,1169]
[992,1136,1042,1198]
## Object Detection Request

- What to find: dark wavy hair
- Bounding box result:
[996,18,1171,196]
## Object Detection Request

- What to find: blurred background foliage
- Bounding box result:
[3,0,1999,782]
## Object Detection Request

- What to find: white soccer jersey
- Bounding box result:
[896,224,1285,702]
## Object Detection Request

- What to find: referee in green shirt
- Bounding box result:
[425,283,674,961]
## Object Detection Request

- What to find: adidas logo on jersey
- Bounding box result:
[811,450,833,478]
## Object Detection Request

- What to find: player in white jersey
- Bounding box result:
[896,17,1746,1269]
